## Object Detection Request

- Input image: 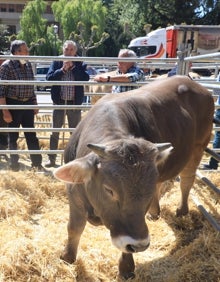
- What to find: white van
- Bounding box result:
[35,64,50,91]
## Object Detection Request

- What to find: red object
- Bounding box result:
[166,29,177,58]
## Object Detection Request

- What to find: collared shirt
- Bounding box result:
[0,60,36,101]
[112,65,145,93]
[214,73,220,105]
[60,70,75,101]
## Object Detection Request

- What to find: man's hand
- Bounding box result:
[3,110,12,123]
[62,61,74,72]
[34,109,39,115]
[94,75,109,82]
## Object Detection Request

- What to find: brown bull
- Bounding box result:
[54,76,214,279]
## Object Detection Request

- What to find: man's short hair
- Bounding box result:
[118,49,137,58]
[63,40,77,51]
[10,40,27,54]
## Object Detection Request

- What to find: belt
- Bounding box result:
[8,97,31,102]
[60,99,74,105]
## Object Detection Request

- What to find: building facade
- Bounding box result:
[0,0,54,34]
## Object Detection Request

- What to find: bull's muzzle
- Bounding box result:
[112,235,150,253]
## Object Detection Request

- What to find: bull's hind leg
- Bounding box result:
[177,145,205,216]
[61,185,87,263]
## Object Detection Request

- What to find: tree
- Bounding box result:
[195,0,220,24]
[12,0,220,58]
[109,0,145,37]
[105,0,146,55]
[140,0,202,29]
[18,0,46,51]
[52,0,109,56]
[0,24,10,52]
[17,0,61,55]
[69,22,109,56]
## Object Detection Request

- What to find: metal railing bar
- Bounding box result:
[205,147,220,162]
[0,127,74,132]
[191,191,220,232]
[0,149,63,154]
[0,80,148,87]
[0,105,91,110]
[196,170,220,195]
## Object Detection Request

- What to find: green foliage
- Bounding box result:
[52,0,108,55]
[195,0,220,24]
[105,0,146,55]
[0,24,10,52]
[17,0,61,55]
[69,21,109,56]
[18,0,47,44]
[10,0,220,56]
[109,0,145,37]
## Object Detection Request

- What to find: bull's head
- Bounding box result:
[54,138,173,254]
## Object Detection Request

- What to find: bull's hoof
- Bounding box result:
[60,253,76,264]
[146,213,160,221]
[176,207,189,217]
[119,272,135,280]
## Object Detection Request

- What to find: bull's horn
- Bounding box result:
[156,142,173,152]
[155,142,173,165]
[87,143,106,157]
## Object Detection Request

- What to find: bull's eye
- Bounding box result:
[104,186,114,197]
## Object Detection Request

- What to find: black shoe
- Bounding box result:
[31,164,47,172]
[202,164,217,170]
[45,160,56,168]
[10,162,20,171]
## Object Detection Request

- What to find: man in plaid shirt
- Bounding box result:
[94,49,145,93]
[0,40,44,172]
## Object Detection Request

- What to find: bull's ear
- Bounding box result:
[155,142,173,165]
[53,154,98,184]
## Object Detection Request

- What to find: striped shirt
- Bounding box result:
[0,60,36,102]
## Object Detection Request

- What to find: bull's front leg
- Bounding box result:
[147,183,161,220]
[61,185,87,264]
[61,216,86,263]
[118,252,135,280]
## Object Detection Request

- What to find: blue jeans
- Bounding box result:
[209,108,220,169]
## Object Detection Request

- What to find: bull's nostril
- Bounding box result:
[126,242,150,253]
[126,244,135,253]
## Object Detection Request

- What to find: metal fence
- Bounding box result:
[0,53,220,160]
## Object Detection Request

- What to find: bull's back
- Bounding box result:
[65,76,214,176]
[133,76,214,178]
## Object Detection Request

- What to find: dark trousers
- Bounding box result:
[7,98,42,166]
[209,108,220,169]
[0,110,8,149]
[48,107,81,162]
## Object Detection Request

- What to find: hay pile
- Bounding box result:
[0,169,219,282]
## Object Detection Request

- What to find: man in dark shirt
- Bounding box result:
[0,40,44,171]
